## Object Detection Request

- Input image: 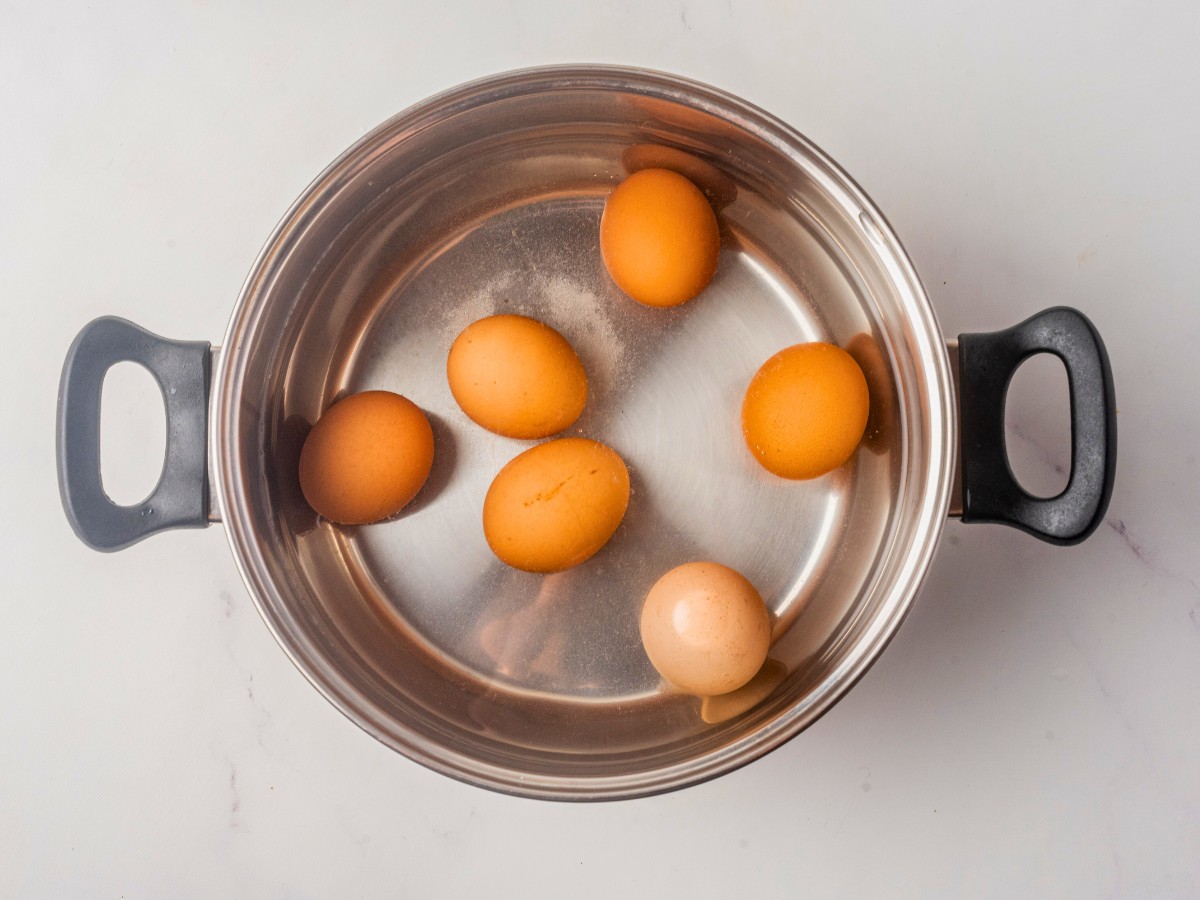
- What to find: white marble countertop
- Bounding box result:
[4,1,1198,896]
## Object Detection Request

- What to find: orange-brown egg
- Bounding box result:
[483,437,630,573]
[640,561,771,696]
[298,390,434,524]
[447,314,587,439]
[600,168,720,308]
[742,342,870,480]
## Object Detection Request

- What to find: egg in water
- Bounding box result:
[600,167,720,308]
[741,342,870,480]
[483,437,630,573]
[640,561,771,696]
[298,390,435,525]
[447,314,588,440]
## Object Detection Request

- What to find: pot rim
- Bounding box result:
[211,64,956,800]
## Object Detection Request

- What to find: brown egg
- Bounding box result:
[742,342,870,480]
[640,561,771,696]
[600,168,720,308]
[298,390,434,525]
[447,314,588,440]
[483,437,630,573]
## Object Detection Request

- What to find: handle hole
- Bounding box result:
[1004,352,1072,498]
[100,361,167,506]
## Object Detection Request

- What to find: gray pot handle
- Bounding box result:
[57,317,212,551]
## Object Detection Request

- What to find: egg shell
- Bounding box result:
[741,342,870,480]
[447,314,587,439]
[298,390,434,525]
[483,437,630,573]
[640,561,771,696]
[600,168,720,308]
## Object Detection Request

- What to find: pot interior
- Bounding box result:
[215,68,952,798]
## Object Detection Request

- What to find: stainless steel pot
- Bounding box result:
[57,66,1116,800]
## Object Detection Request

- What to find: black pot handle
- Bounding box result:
[958,306,1116,545]
[57,317,212,552]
